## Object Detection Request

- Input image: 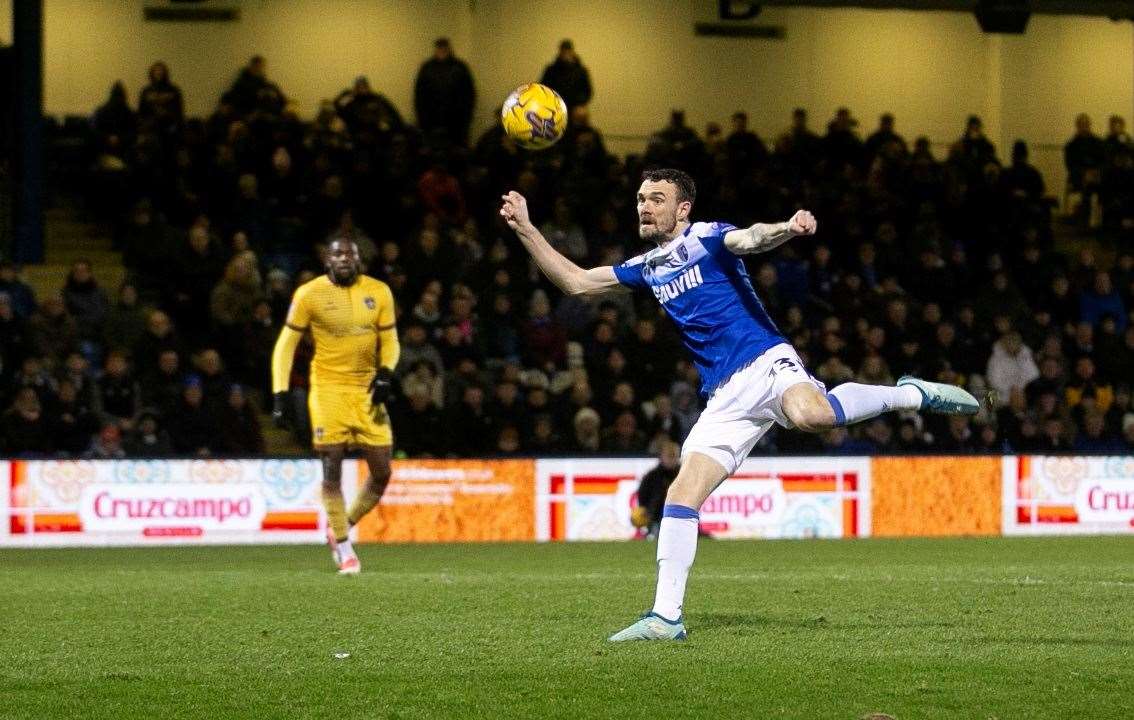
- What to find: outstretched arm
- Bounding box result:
[723,210,818,255]
[500,191,625,296]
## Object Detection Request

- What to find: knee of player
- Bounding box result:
[788,402,837,433]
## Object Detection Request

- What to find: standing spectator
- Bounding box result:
[539,40,593,109]
[1064,113,1105,219]
[632,441,680,539]
[1004,140,1045,202]
[138,61,184,136]
[986,331,1040,408]
[955,115,997,170]
[414,38,476,147]
[92,82,136,150]
[1104,115,1131,163]
[724,111,768,176]
[864,112,907,160]
[226,55,284,116]
[333,76,404,135]
[62,260,110,344]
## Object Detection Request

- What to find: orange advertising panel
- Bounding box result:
[353,459,535,543]
[871,457,1001,537]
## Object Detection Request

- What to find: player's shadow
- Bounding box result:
[972,635,1134,649]
[695,612,957,634]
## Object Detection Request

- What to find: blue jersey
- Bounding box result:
[612,221,786,397]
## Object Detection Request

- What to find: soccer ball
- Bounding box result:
[501,83,568,150]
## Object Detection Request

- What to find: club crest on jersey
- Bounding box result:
[363,297,376,310]
[652,264,705,304]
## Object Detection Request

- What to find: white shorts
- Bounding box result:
[681,343,826,475]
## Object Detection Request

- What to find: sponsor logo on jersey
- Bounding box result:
[651,264,704,304]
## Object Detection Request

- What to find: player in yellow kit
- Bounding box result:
[271,239,399,575]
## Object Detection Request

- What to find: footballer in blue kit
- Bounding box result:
[500,168,980,642]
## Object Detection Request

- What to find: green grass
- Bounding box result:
[1,537,1132,720]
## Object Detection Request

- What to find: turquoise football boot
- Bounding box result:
[897,376,980,415]
[608,612,687,642]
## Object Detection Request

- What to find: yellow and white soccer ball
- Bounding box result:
[501,83,568,150]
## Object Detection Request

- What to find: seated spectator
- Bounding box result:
[28,295,79,362]
[1074,411,1126,454]
[1065,356,1114,416]
[393,385,443,458]
[0,261,37,319]
[446,385,494,456]
[102,283,147,355]
[166,376,219,456]
[1,388,53,457]
[570,407,601,453]
[601,411,647,453]
[1079,271,1127,332]
[124,411,174,457]
[526,413,565,454]
[522,290,567,372]
[494,425,523,456]
[83,424,127,460]
[62,259,110,344]
[540,197,587,264]
[53,377,99,455]
[217,384,264,456]
[96,351,140,431]
[986,331,1040,408]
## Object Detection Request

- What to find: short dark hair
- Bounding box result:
[641,168,696,208]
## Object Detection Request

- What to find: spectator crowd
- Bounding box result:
[1,39,1132,459]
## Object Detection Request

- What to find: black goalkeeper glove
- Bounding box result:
[271,391,288,428]
[369,367,396,407]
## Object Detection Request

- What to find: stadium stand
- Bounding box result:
[0,54,1131,459]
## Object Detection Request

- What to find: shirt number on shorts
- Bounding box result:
[771,358,801,376]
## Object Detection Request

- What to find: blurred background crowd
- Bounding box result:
[1,38,1132,459]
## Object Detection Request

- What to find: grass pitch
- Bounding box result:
[1,537,1132,720]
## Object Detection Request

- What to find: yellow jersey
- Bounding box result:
[285,274,396,388]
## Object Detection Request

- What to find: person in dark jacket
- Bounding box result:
[414,38,475,147]
[93,81,136,149]
[138,61,184,136]
[217,384,264,456]
[539,40,592,109]
[166,375,219,456]
[62,260,110,344]
[633,441,680,539]
[227,55,284,117]
[123,411,174,457]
